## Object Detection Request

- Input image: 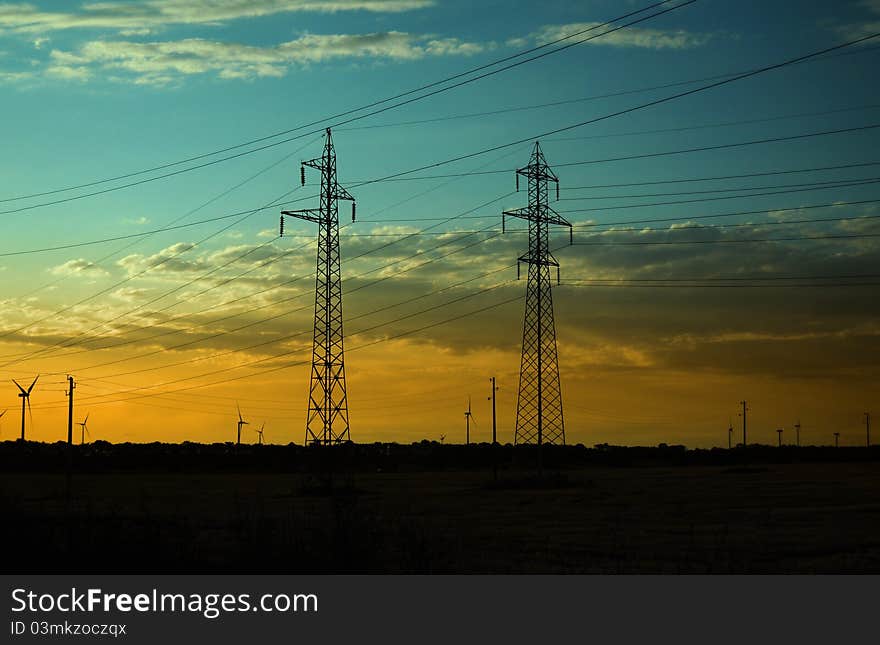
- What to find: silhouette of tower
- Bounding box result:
[503,142,572,449]
[281,128,355,445]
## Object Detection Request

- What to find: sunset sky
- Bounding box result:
[0,0,878,448]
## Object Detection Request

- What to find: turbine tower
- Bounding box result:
[280,128,355,446]
[13,375,38,441]
[78,413,90,444]
[503,142,572,450]
[464,396,475,445]
[236,404,249,445]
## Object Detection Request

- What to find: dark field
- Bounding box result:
[2,442,879,573]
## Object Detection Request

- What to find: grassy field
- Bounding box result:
[2,459,879,573]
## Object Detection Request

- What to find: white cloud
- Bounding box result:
[0,1,435,34]
[47,31,487,84]
[46,63,91,80]
[528,22,712,50]
[50,258,109,276]
[0,69,33,81]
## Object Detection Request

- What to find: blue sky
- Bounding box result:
[0,1,878,446]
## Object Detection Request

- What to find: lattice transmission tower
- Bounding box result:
[503,142,572,448]
[280,128,356,445]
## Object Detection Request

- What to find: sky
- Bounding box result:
[0,0,878,448]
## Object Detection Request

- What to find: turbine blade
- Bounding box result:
[84,413,90,425]
[26,396,33,431]
[237,403,243,422]
[12,379,26,394]
[27,375,39,394]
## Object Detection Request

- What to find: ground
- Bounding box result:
[2,443,878,573]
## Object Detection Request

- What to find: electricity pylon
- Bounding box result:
[280,128,355,445]
[503,142,572,451]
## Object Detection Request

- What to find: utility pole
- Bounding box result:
[489,377,499,481]
[866,412,871,447]
[503,142,572,476]
[728,419,733,449]
[66,375,75,446]
[464,396,473,446]
[739,400,748,448]
[834,432,840,448]
[795,420,801,447]
[776,427,783,447]
[280,128,355,445]
[65,375,75,500]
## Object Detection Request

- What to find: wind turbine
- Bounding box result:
[13,375,38,441]
[727,418,733,449]
[236,404,249,445]
[255,422,265,445]
[78,413,90,444]
[0,409,6,438]
[464,396,476,445]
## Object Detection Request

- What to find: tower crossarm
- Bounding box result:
[281,208,322,225]
[333,184,355,203]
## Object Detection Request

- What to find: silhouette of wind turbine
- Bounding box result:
[255,422,265,445]
[464,396,476,445]
[78,413,90,445]
[13,375,38,441]
[0,409,6,438]
[236,404,249,445]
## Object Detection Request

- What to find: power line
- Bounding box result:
[344,101,880,138]
[2,191,513,367]
[562,161,880,190]
[8,159,878,258]
[574,212,880,234]
[0,194,316,258]
[546,104,880,143]
[0,1,689,210]
[571,197,880,228]
[572,232,880,246]
[347,124,880,185]
[561,281,880,288]
[31,284,525,411]
[65,226,506,377]
[559,175,880,201]
[564,273,880,282]
[0,188,300,364]
[352,32,880,186]
[556,178,880,214]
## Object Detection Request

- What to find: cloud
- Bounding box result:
[0,1,435,34]
[832,0,880,41]
[522,22,712,50]
[49,258,109,276]
[0,69,33,81]
[47,31,487,84]
[117,242,203,275]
